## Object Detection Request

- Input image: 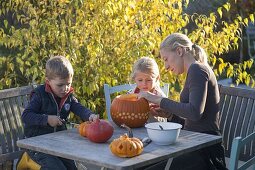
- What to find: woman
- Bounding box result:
[138,33,227,170]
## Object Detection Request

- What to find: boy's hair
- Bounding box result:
[131,57,160,82]
[46,55,74,80]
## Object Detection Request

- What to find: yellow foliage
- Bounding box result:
[0,0,254,117]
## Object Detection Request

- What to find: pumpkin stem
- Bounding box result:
[120,124,133,138]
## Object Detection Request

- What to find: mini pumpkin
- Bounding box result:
[109,124,143,158]
[111,94,150,128]
[78,121,91,137]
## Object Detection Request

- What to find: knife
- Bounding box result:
[141,137,152,147]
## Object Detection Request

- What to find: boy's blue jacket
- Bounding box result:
[22,84,94,137]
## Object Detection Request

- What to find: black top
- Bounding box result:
[160,63,220,132]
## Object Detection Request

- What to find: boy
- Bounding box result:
[22,55,97,170]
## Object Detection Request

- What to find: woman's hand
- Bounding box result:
[150,107,173,119]
[138,91,163,105]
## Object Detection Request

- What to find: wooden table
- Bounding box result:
[17,124,222,170]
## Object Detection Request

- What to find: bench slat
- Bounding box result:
[219,85,255,161]
[5,99,19,152]
[220,95,235,151]
[0,150,24,163]
[0,100,13,154]
[0,86,34,99]
[0,85,34,169]
[11,98,24,140]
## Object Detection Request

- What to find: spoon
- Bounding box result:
[159,125,164,130]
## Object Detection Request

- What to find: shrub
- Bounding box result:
[0,0,254,119]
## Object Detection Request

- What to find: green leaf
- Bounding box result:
[217,7,222,18]
[245,76,250,86]
[223,3,230,11]
[218,58,224,63]
[237,16,242,22]
[247,60,253,68]
[4,20,8,28]
[249,14,254,23]
[244,18,248,26]
[243,62,247,70]
[219,63,224,74]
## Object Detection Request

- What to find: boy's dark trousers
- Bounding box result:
[29,151,77,170]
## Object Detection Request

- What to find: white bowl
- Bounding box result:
[145,122,182,145]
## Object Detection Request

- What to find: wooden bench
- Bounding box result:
[0,84,254,169]
[218,85,255,163]
[0,85,35,170]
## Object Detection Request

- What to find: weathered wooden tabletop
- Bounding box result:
[17,123,222,170]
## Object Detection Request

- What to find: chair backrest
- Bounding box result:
[218,85,255,161]
[104,83,170,121]
[229,132,255,170]
[0,85,34,169]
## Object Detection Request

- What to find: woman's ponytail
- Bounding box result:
[191,44,208,64]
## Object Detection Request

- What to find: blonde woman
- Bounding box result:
[138,33,227,170]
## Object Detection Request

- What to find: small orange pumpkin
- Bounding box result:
[78,121,91,137]
[110,94,150,128]
[109,124,143,158]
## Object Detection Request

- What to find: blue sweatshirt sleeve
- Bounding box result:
[21,92,48,126]
[70,95,95,121]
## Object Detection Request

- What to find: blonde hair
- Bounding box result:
[46,55,74,80]
[160,33,208,64]
[131,57,160,86]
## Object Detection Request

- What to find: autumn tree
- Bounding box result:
[0,0,254,118]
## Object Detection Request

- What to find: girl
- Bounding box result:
[130,57,168,122]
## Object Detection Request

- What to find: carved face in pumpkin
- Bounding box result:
[109,134,143,158]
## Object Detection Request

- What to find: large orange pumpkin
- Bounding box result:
[110,94,150,128]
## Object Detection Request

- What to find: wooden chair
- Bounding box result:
[104,83,170,121]
[228,132,255,170]
[218,85,255,162]
[0,85,35,170]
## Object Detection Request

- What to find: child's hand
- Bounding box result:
[47,115,63,127]
[89,114,98,121]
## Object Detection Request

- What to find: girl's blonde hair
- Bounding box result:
[160,33,208,64]
[46,55,74,80]
[130,57,160,86]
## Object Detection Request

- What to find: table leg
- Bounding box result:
[165,158,173,170]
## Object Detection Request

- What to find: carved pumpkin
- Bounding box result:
[78,121,91,137]
[86,119,114,143]
[109,124,143,158]
[111,94,150,128]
